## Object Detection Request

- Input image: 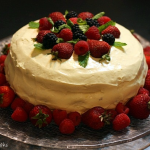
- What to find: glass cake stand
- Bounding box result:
[0,35,150,149]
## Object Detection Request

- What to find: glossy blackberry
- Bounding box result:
[66,11,77,20]
[102,33,115,45]
[86,18,99,27]
[54,20,66,29]
[43,33,58,49]
[73,31,87,41]
[71,24,83,33]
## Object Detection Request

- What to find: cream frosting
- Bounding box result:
[5,22,148,114]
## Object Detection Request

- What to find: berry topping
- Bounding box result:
[115,102,129,115]
[68,112,81,126]
[78,12,94,20]
[102,33,115,45]
[74,41,89,55]
[71,24,83,33]
[52,43,73,59]
[11,97,25,110]
[36,30,51,43]
[59,28,73,42]
[0,55,7,64]
[49,12,66,23]
[69,17,78,24]
[54,20,66,29]
[97,16,111,26]
[66,11,77,20]
[73,31,87,41]
[144,46,150,69]
[85,18,99,27]
[138,87,149,96]
[39,17,53,30]
[43,33,58,49]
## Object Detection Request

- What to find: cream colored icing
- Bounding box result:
[5,22,148,114]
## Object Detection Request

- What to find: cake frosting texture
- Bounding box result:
[5,22,148,114]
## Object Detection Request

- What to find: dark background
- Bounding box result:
[0,0,150,40]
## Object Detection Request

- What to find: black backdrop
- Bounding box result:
[0,0,150,40]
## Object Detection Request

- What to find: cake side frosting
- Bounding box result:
[5,22,148,114]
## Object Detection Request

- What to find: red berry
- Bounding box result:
[49,12,66,23]
[78,12,94,20]
[101,25,120,38]
[11,97,25,110]
[106,109,118,122]
[36,30,51,43]
[0,55,7,64]
[138,87,149,96]
[59,28,73,42]
[97,16,111,26]
[11,107,28,122]
[88,40,110,58]
[74,41,89,56]
[144,76,150,92]
[0,63,5,74]
[144,46,150,69]
[68,112,81,126]
[23,102,34,114]
[39,17,53,30]
[85,26,101,40]
[115,102,129,115]
[53,109,67,126]
[113,113,130,131]
[0,73,6,86]
[59,119,75,134]
[69,17,78,24]
[52,43,73,59]
[146,69,150,78]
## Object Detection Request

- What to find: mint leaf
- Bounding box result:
[67,19,74,27]
[98,20,116,33]
[79,25,89,33]
[51,24,71,33]
[77,18,87,25]
[65,10,69,17]
[29,21,39,29]
[56,38,64,43]
[34,43,44,49]
[67,39,79,44]
[78,51,90,68]
[47,17,54,26]
[92,12,105,20]
[113,42,127,47]
[99,53,110,62]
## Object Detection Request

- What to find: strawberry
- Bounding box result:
[2,43,10,55]
[128,94,150,119]
[85,26,101,40]
[11,107,28,122]
[138,87,149,96]
[74,41,89,56]
[0,55,7,64]
[39,17,53,30]
[113,113,130,131]
[23,102,34,114]
[0,63,5,74]
[88,40,110,58]
[52,43,73,59]
[49,12,66,23]
[101,25,120,38]
[115,102,129,115]
[97,16,111,26]
[78,12,94,20]
[81,106,105,130]
[11,97,25,110]
[146,69,150,78]
[52,109,67,126]
[144,76,150,92]
[29,105,52,128]
[0,73,6,85]
[106,109,118,123]
[0,86,15,108]
[58,28,73,42]
[69,17,78,24]
[59,119,75,134]
[68,111,81,126]
[36,30,51,43]
[144,46,150,69]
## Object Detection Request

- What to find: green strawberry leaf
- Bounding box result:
[77,18,87,25]
[79,25,89,34]
[65,10,69,17]
[78,51,90,68]
[47,17,54,26]
[67,19,74,27]
[98,20,116,33]
[29,21,39,29]
[56,38,64,43]
[67,39,79,44]
[99,53,111,62]
[34,43,44,50]
[113,42,127,47]
[92,12,105,20]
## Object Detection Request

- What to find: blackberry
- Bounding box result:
[43,33,58,49]
[71,24,83,34]
[73,31,87,41]
[102,33,115,45]
[54,20,66,29]
[86,18,99,27]
[66,11,77,20]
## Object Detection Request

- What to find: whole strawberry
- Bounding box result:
[115,102,129,115]
[106,109,118,123]
[128,94,150,119]
[49,12,66,23]
[59,28,73,42]
[39,17,53,30]
[78,12,94,20]
[68,111,81,126]
[0,55,7,64]
[23,102,34,114]
[36,30,51,43]
[101,25,120,38]
[144,76,150,93]
[144,46,150,69]
[113,113,130,131]
[0,86,15,108]
[88,40,110,58]
[29,105,52,128]
[138,87,149,96]
[0,73,6,86]
[52,43,73,59]
[97,16,111,26]
[11,97,25,110]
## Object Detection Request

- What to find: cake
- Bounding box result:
[4,11,148,115]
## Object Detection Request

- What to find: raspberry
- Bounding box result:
[97,16,111,26]
[39,17,53,30]
[54,20,66,29]
[59,28,73,42]
[66,11,77,20]
[101,25,120,38]
[11,97,25,110]
[85,26,101,40]
[102,33,115,45]
[86,18,99,27]
[74,41,89,55]
[78,12,94,20]
[49,12,66,23]
[68,112,81,126]
[52,43,73,59]
[69,17,78,24]
[88,40,110,58]
[43,33,58,49]
[73,31,87,41]
[36,30,51,43]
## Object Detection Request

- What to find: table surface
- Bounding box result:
[0,0,150,149]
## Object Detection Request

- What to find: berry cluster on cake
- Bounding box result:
[0,10,149,134]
